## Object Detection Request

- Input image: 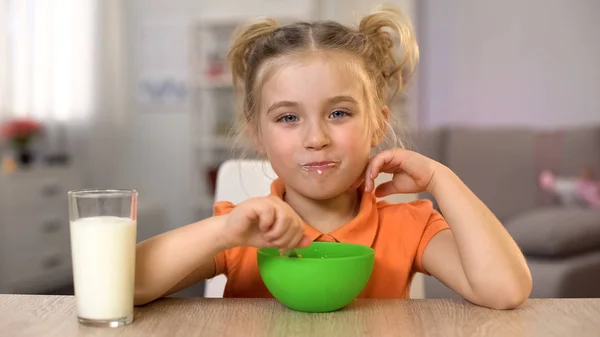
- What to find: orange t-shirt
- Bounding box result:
[212,178,449,299]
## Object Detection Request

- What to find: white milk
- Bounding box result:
[70,216,137,320]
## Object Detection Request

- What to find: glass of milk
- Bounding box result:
[68,189,138,327]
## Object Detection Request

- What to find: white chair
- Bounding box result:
[204,159,425,299]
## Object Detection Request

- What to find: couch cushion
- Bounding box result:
[505,208,600,258]
[444,127,537,221]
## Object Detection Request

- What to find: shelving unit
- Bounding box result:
[190,18,240,219]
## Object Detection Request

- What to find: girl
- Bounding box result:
[134,6,532,309]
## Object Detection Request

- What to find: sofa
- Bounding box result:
[408,126,600,298]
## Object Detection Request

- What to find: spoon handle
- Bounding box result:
[280,248,299,258]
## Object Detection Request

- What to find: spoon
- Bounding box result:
[280,248,300,258]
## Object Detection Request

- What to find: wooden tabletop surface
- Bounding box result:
[1,295,600,337]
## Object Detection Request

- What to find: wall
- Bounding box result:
[84,0,128,189]
[320,0,415,24]
[419,0,600,128]
[0,1,7,119]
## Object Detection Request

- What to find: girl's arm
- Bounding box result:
[364,149,532,309]
[134,215,228,305]
[134,196,309,306]
[421,166,532,309]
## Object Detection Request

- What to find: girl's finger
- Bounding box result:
[287,223,307,249]
[269,219,296,248]
[373,181,397,198]
[271,212,305,248]
[263,204,287,241]
[365,150,401,192]
[254,201,276,232]
[297,234,313,248]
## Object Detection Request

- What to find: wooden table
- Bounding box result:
[1,295,600,337]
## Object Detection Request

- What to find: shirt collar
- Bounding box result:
[269,178,378,247]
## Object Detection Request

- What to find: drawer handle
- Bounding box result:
[41,183,61,197]
[42,220,62,233]
[42,255,63,270]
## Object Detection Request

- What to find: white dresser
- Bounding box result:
[0,166,83,293]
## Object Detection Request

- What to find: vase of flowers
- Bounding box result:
[1,118,43,168]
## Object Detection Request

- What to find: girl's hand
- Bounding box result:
[363,149,442,197]
[221,196,312,250]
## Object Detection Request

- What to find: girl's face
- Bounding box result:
[256,54,374,200]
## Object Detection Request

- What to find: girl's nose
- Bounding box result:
[303,121,331,151]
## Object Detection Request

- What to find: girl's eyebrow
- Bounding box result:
[266,96,359,115]
[267,101,299,115]
[328,95,358,105]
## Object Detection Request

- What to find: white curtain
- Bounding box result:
[1,0,97,123]
[1,0,128,187]
[0,0,11,121]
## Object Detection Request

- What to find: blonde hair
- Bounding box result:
[227,5,419,154]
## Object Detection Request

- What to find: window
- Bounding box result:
[1,0,97,122]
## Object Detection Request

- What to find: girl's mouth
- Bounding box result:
[299,161,339,174]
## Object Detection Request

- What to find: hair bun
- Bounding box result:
[359,6,419,98]
[228,18,280,89]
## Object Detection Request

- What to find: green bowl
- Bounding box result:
[257,242,374,313]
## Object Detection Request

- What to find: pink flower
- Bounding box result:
[0,118,43,148]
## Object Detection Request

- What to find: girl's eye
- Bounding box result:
[329,109,350,119]
[277,114,299,123]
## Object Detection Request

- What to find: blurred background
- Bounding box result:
[0,0,599,299]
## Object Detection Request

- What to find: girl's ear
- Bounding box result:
[371,105,390,147]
